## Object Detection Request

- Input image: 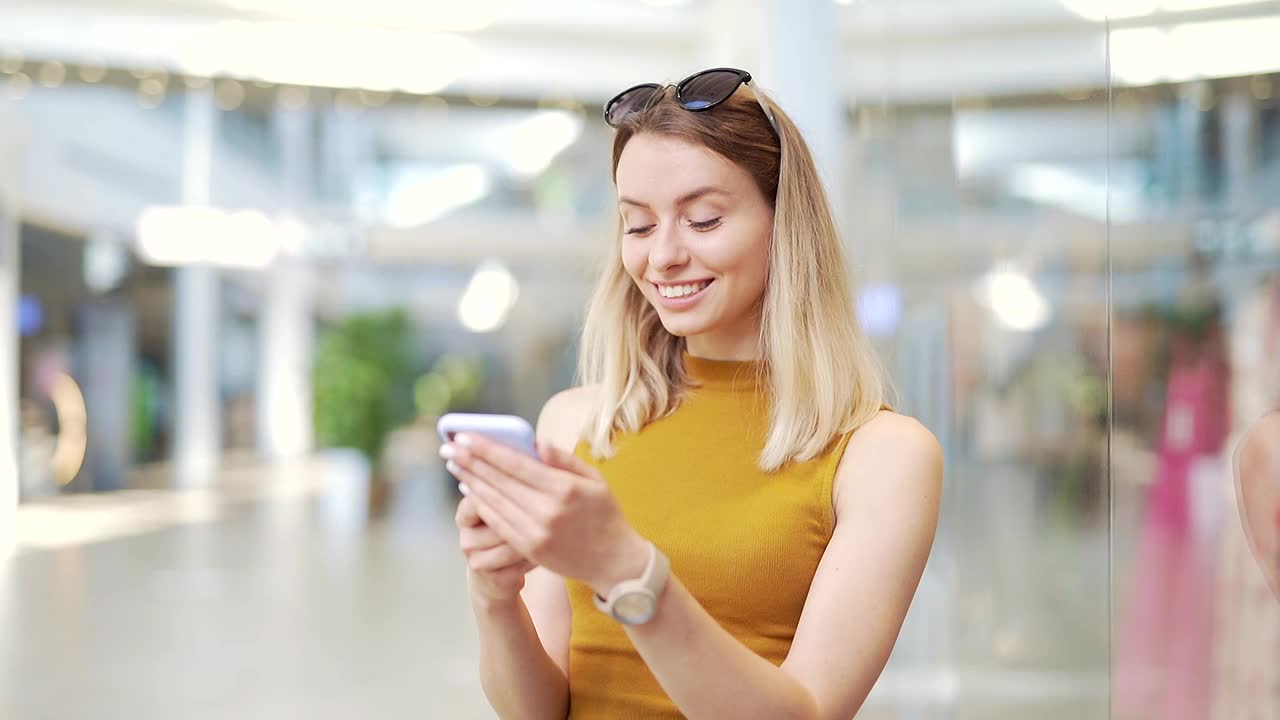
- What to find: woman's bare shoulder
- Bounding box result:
[844,411,940,464]
[536,385,601,451]
[834,410,943,514]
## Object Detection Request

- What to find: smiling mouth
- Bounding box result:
[654,279,714,299]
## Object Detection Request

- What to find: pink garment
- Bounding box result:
[1147,353,1230,534]
[1116,349,1229,720]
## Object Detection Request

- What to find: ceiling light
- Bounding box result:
[182,20,472,94]
[37,62,65,88]
[277,85,309,109]
[84,231,129,294]
[1111,16,1280,86]
[1061,0,1258,22]
[1007,162,1145,223]
[0,51,24,75]
[224,0,507,32]
[5,73,31,100]
[78,61,107,83]
[215,78,245,110]
[504,110,584,179]
[137,207,280,268]
[974,265,1052,332]
[458,260,519,333]
[379,164,492,228]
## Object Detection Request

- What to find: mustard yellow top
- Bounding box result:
[565,352,856,719]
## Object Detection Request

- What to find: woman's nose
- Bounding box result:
[648,225,688,270]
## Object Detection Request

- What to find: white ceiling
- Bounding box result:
[2,0,1276,290]
[4,0,1275,104]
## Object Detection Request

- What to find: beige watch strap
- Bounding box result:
[593,541,669,618]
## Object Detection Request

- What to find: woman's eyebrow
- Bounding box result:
[619,186,731,209]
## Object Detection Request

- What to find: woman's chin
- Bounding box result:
[656,313,709,338]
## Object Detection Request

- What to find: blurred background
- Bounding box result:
[1,0,1278,718]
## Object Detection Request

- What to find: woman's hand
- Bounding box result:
[443,434,649,597]
[455,494,537,603]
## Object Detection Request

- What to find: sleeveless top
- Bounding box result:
[564,352,856,719]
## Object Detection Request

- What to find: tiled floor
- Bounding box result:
[2,453,494,719]
[1,453,1110,719]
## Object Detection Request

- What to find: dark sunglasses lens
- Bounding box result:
[606,85,661,126]
[679,70,743,110]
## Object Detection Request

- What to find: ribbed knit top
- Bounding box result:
[564,352,854,719]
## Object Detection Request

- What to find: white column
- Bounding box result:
[172,88,220,485]
[255,102,314,460]
[703,0,850,234]
[701,0,765,72]
[706,0,874,282]
[76,302,135,491]
[256,261,313,459]
[0,117,20,551]
[1175,80,1212,207]
[1222,85,1258,216]
[759,0,846,222]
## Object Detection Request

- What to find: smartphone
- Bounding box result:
[436,413,539,460]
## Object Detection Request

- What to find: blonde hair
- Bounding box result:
[576,83,888,472]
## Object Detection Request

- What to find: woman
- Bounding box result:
[440,68,943,720]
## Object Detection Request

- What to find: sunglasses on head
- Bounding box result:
[603,67,780,138]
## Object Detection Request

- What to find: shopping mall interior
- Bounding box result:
[2,1,1279,718]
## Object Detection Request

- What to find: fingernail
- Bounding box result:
[446,460,460,475]
[459,482,471,496]
[439,444,457,460]
[455,433,473,448]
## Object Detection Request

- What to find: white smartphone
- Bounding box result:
[436,413,539,460]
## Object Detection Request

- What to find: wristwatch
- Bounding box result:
[593,541,670,625]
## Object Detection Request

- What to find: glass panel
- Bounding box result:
[1108,5,1280,719]
[847,3,1111,717]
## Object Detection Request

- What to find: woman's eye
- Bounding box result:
[624,217,720,235]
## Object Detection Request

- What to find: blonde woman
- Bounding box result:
[441,68,943,720]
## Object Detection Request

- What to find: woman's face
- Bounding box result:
[615,134,773,352]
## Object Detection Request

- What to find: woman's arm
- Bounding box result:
[612,412,942,720]
[468,389,590,719]
[451,403,940,720]
[471,589,569,720]
[1234,412,1280,597]
[601,569,821,720]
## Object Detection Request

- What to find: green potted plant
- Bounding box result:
[312,308,415,514]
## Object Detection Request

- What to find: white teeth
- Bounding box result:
[659,281,710,298]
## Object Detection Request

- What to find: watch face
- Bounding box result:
[614,591,656,624]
